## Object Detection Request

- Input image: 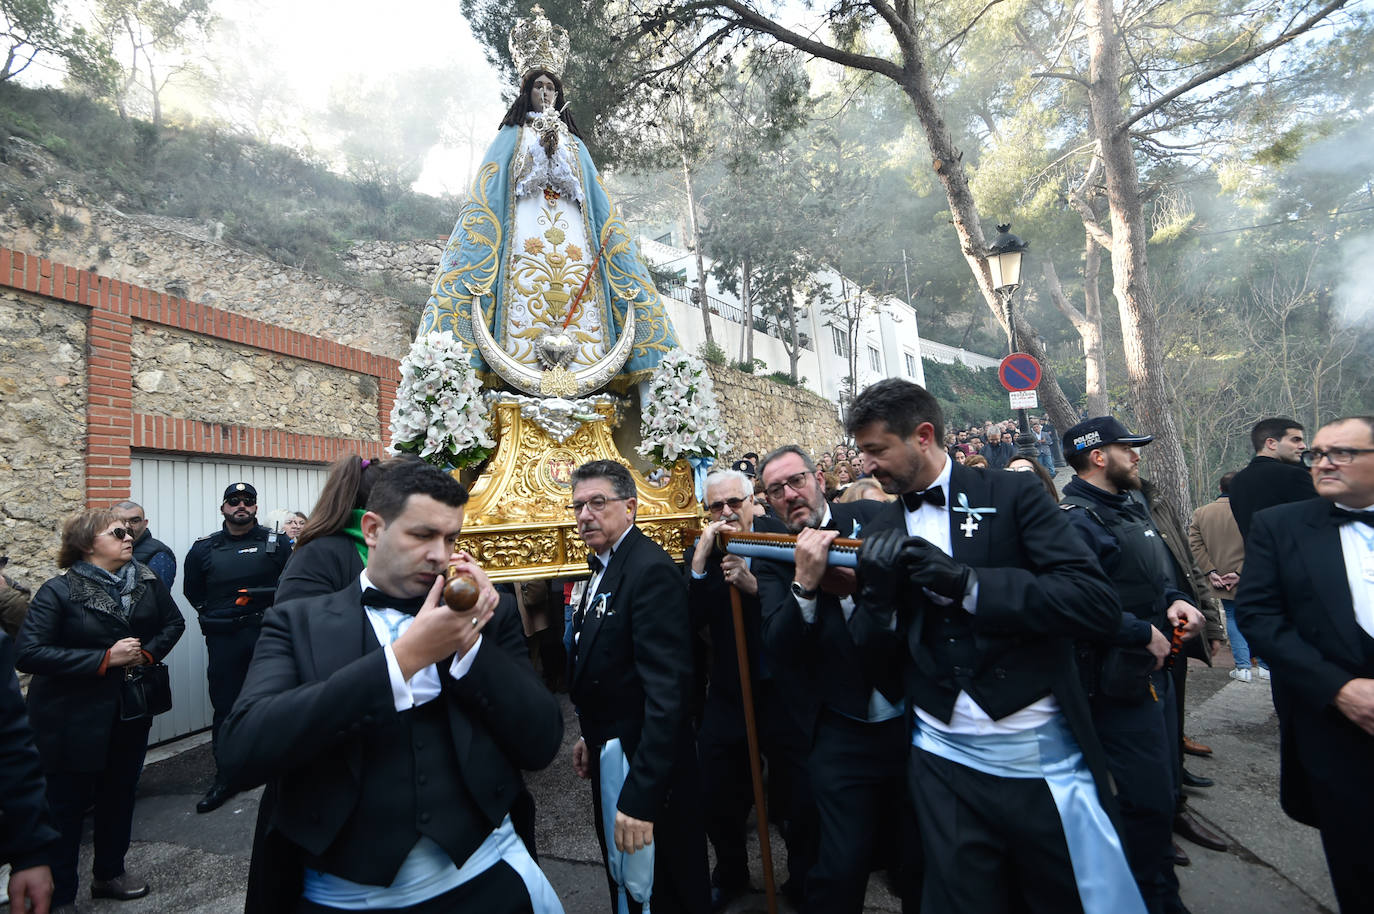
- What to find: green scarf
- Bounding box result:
[344,508,368,566]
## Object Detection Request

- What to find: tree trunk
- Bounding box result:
[785,278,800,383]
[1085,0,1192,522]
[1043,241,1107,417]
[682,153,715,348]
[742,254,754,363]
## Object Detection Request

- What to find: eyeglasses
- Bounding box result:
[224,496,257,507]
[1303,447,1374,467]
[103,528,130,540]
[764,472,813,500]
[566,495,629,514]
[706,496,748,515]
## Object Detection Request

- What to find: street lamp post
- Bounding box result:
[986,224,1039,460]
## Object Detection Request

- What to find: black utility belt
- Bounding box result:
[199,610,266,633]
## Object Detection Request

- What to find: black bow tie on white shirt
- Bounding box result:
[1331,505,1374,527]
[901,485,945,513]
[361,588,426,616]
[588,554,605,574]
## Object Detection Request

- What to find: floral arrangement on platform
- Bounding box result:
[388,332,496,469]
[638,349,728,498]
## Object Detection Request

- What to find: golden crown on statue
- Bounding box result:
[509,5,570,81]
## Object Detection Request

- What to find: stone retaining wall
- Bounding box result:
[706,363,843,463]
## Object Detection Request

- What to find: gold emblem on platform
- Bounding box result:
[540,366,578,397]
[542,449,578,489]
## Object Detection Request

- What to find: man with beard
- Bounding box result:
[753,446,909,914]
[686,470,809,908]
[845,380,1140,914]
[567,460,709,914]
[1059,417,1208,914]
[184,482,291,814]
[1229,417,1315,540]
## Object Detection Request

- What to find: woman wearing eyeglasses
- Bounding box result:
[15,508,185,913]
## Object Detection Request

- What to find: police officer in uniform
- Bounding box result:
[183,482,291,813]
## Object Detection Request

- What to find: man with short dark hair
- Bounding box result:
[219,460,563,913]
[1237,416,1374,912]
[846,380,1140,913]
[184,482,291,814]
[112,501,175,589]
[567,459,708,914]
[1229,417,1316,539]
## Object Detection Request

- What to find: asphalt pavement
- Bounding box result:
[9,653,1336,914]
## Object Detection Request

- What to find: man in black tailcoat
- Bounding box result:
[753,445,907,914]
[218,460,564,913]
[1236,416,1374,913]
[567,459,709,914]
[846,378,1142,913]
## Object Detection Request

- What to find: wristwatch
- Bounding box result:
[791,581,819,600]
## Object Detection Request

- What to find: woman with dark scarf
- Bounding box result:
[16,508,185,912]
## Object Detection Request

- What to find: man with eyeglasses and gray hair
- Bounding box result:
[1236,416,1374,912]
[566,459,709,914]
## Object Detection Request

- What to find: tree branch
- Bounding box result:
[1030,70,1091,87]
[1065,151,1114,251]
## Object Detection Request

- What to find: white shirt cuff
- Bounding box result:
[690,569,707,580]
[796,594,818,625]
[382,644,415,712]
[448,634,483,680]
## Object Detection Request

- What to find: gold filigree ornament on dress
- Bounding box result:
[509,5,570,81]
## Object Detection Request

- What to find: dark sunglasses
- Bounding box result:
[224,496,257,507]
[103,527,130,540]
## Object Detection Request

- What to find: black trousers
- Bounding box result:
[586,737,710,914]
[205,625,261,764]
[803,709,915,914]
[293,860,533,913]
[698,679,814,891]
[1294,711,1374,913]
[909,744,1083,914]
[1092,671,1182,914]
[45,716,151,906]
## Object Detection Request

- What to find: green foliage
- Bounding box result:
[731,358,766,373]
[921,360,1014,430]
[698,340,727,365]
[767,370,803,387]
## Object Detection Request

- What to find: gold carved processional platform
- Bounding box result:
[454,396,701,582]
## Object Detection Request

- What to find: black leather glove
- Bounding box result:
[857,528,911,610]
[902,537,975,603]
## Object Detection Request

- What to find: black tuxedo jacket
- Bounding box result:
[754,499,886,739]
[850,464,1120,792]
[218,581,562,912]
[1234,499,1374,826]
[1229,455,1317,540]
[0,632,58,873]
[569,524,694,823]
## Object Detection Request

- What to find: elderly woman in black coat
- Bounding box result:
[16,507,185,912]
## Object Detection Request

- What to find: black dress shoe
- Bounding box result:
[91,871,150,900]
[1173,811,1227,851]
[196,782,235,814]
[1172,842,1191,867]
[1181,768,1214,788]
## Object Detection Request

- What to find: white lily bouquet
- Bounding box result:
[638,349,729,499]
[388,332,496,470]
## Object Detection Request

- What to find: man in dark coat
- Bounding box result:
[1236,415,1374,913]
[753,445,905,914]
[219,460,563,913]
[846,379,1141,913]
[567,459,709,914]
[113,501,176,589]
[1229,417,1315,539]
[0,630,57,914]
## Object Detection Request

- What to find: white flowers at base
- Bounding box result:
[637,349,729,466]
[388,333,495,469]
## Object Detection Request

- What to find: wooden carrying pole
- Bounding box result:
[728,581,778,914]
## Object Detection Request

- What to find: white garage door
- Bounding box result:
[130,454,329,744]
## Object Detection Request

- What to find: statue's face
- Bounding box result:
[530,74,557,112]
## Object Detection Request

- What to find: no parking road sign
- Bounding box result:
[998,353,1041,392]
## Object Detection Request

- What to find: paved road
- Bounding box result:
[17,654,1336,914]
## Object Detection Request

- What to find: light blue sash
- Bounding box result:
[303,815,563,912]
[599,738,654,914]
[913,717,1145,914]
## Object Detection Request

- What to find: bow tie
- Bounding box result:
[588,554,605,574]
[901,485,946,513]
[361,587,427,616]
[1332,505,1374,527]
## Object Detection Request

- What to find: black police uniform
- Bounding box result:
[183,521,290,755]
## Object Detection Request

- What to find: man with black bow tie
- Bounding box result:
[218,460,564,913]
[753,445,906,914]
[846,379,1142,914]
[1236,416,1374,913]
[567,459,709,914]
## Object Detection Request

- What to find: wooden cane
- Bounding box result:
[728,579,778,914]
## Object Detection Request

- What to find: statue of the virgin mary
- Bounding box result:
[417,6,678,398]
